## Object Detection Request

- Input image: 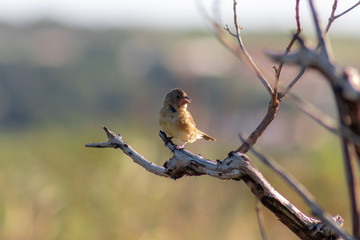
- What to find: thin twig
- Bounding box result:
[324,1,360,234]
[308,0,330,60]
[279,67,306,99]
[335,95,360,239]
[335,1,360,19]
[325,0,339,33]
[275,0,302,98]
[286,91,338,134]
[326,0,360,33]
[231,0,273,95]
[287,92,360,146]
[235,98,280,153]
[256,199,268,240]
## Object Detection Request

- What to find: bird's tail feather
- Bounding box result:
[200,132,216,141]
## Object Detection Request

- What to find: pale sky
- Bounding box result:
[0,0,359,35]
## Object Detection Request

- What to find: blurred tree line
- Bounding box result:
[0,19,360,240]
[0,20,276,132]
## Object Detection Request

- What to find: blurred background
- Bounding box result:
[0,0,359,239]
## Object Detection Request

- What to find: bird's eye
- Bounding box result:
[176,95,180,99]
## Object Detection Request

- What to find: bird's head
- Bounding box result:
[164,88,191,110]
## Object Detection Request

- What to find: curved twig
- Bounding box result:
[230,0,273,95]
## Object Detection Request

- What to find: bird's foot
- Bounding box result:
[176,141,188,149]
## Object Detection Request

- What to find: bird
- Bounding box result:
[159,88,215,149]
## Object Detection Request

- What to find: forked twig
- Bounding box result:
[86,127,346,240]
[325,0,360,33]
[276,0,302,99]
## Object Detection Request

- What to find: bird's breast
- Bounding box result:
[159,108,196,143]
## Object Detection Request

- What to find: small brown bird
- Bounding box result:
[159,88,215,149]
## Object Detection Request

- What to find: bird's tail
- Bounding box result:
[200,131,216,141]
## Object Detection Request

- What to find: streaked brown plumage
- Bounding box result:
[159,88,215,149]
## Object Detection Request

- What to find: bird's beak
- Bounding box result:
[181,96,191,104]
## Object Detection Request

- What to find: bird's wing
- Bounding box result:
[186,111,196,128]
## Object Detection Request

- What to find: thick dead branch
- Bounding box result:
[243,135,349,240]
[268,35,360,240]
[86,127,345,240]
[267,42,360,102]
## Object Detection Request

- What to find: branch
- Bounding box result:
[279,67,306,99]
[335,93,360,239]
[235,98,280,153]
[287,92,360,146]
[85,126,169,178]
[267,41,360,102]
[223,0,273,95]
[86,127,345,240]
[268,32,360,240]
[325,0,360,33]
[256,200,268,240]
[276,0,303,98]
[308,0,330,60]
[241,135,349,240]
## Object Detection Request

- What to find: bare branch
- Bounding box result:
[235,98,280,153]
[335,94,360,239]
[86,127,345,239]
[276,0,302,97]
[279,67,306,99]
[326,0,360,33]
[85,126,169,178]
[308,0,329,60]
[286,92,338,134]
[268,31,360,240]
[286,92,360,147]
[240,135,350,240]
[256,200,268,240]
[227,0,273,95]
[325,0,339,33]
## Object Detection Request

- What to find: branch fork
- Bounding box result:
[86,126,345,240]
